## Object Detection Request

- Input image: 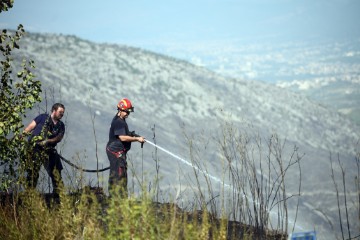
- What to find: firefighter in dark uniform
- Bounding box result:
[106,98,145,197]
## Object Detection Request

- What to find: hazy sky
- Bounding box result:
[1,0,359,48]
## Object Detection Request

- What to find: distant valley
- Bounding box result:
[143,38,360,126]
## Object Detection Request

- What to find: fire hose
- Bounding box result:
[59,137,223,188]
[59,154,109,173]
[59,131,218,187]
[59,139,184,173]
[59,131,143,172]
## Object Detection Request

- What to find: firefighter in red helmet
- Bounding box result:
[106,98,145,197]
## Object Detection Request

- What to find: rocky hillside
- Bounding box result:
[12,32,360,239]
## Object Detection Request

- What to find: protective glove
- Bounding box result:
[39,140,48,146]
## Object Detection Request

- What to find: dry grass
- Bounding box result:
[0,188,287,240]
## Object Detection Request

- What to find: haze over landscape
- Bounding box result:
[1,1,360,239]
[1,0,359,124]
[1,0,359,44]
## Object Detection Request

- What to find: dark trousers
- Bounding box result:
[106,150,128,198]
[26,148,63,196]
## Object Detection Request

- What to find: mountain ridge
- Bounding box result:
[17,32,358,155]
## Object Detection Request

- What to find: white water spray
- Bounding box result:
[146,140,232,188]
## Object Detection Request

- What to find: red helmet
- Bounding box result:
[117,98,134,112]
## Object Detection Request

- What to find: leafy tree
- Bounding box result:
[0,2,42,191]
[0,0,13,13]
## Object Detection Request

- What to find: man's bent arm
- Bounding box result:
[119,135,145,143]
[47,134,64,144]
[24,120,36,133]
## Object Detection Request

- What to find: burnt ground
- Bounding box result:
[1,189,287,240]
